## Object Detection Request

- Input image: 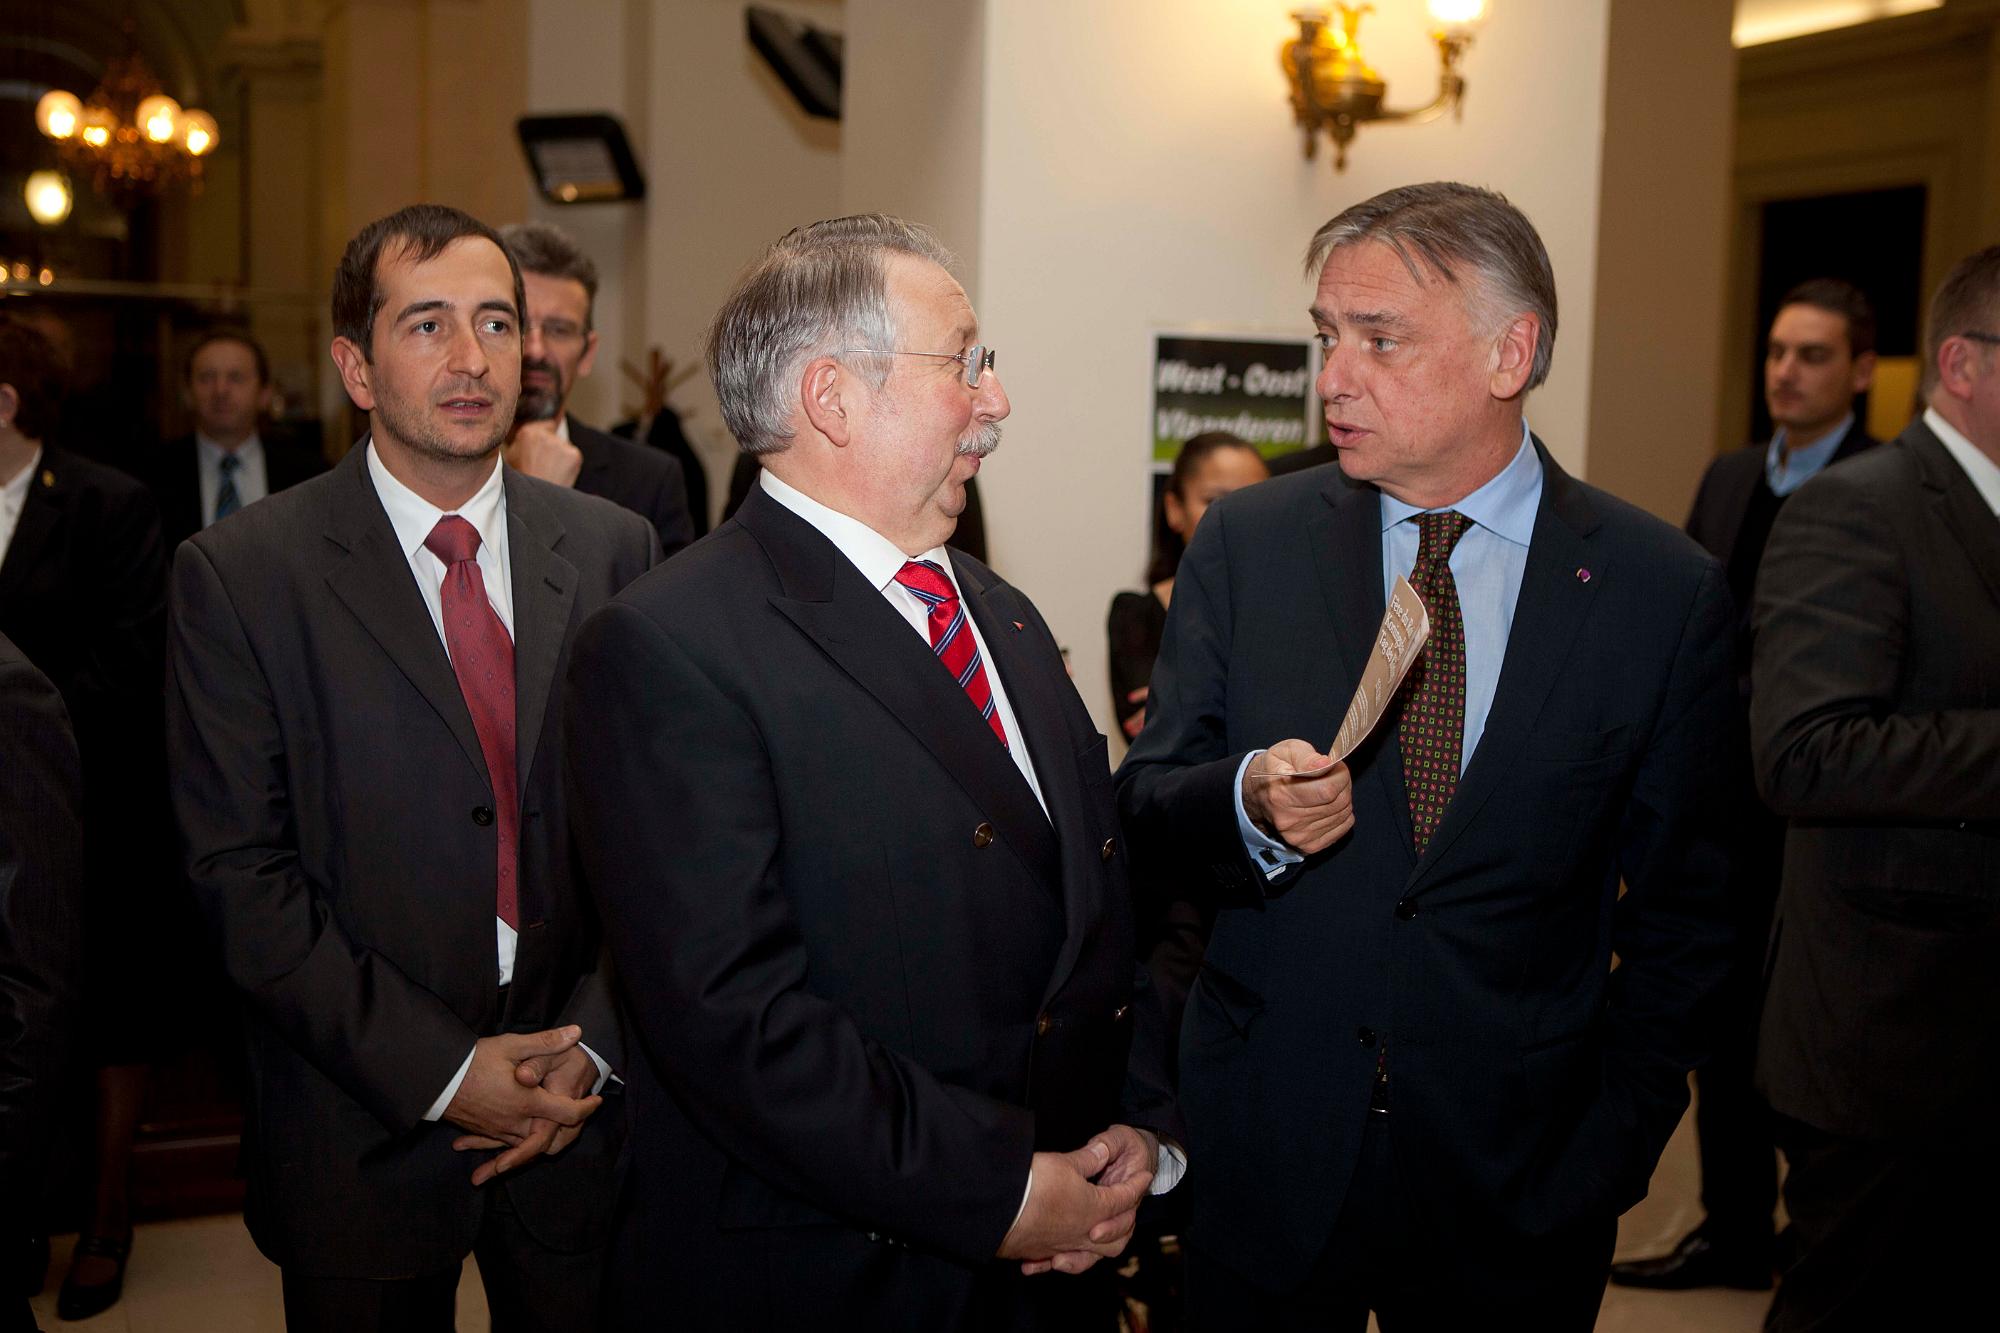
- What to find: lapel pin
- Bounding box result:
[40,470,54,487]
[1575,567,1592,583]
[1012,620,1025,632]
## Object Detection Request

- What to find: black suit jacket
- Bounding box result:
[569,417,694,557]
[0,633,83,1246]
[150,432,328,553]
[1685,418,1877,577]
[1752,419,2000,1140]
[1116,441,1737,1292]
[566,485,1178,1329]
[165,444,658,1278]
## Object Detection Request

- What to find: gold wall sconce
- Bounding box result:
[1281,2,1488,172]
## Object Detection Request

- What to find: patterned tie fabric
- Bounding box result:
[214,452,242,522]
[1398,510,1473,857]
[424,516,520,928]
[893,559,1009,750]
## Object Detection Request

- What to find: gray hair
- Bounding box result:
[1305,181,1559,392]
[707,214,956,456]
[499,221,600,329]
[1922,244,2000,401]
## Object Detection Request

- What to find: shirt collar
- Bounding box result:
[757,467,956,594]
[1765,413,1852,496]
[1,445,41,501]
[196,431,262,463]
[1379,419,1542,548]
[1923,407,2000,516]
[365,438,509,562]
[554,415,571,443]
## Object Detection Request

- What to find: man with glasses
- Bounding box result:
[565,213,1180,1330]
[1751,246,2000,1330]
[500,223,695,555]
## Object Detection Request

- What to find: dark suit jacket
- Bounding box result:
[150,431,328,553]
[0,633,83,1244]
[1116,440,1737,1292]
[566,485,1178,1329]
[1751,419,2000,1140]
[165,444,658,1278]
[724,453,990,564]
[570,417,694,557]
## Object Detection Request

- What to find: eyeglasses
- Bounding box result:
[847,345,996,388]
[526,318,587,345]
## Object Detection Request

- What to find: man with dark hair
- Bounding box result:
[149,328,327,550]
[1117,182,1736,1329]
[166,203,657,1332]
[499,222,694,556]
[1751,246,2000,1330]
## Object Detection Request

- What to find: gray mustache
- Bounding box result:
[957,421,1001,458]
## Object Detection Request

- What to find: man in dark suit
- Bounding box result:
[1752,246,2000,1331]
[566,214,1180,1330]
[498,222,694,556]
[166,205,657,1333]
[151,329,327,551]
[0,635,83,1333]
[1116,183,1737,1330]
[1612,279,1878,1293]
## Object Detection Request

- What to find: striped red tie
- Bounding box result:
[894,559,1009,749]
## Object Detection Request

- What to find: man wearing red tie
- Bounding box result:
[165,205,656,1332]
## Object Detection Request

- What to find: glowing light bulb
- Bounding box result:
[24,171,73,227]
[36,89,82,140]
[137,94,182,144]
[180,109,219,156]
[80,104,116,148]
[1427,0,1488,33]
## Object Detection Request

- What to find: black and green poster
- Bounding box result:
[1150,332,1318,469]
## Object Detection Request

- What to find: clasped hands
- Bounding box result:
[1243,738,1355,854]
[996,1124,1158,1277]
[443,1025,604,1186]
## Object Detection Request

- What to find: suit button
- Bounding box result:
[471,806,494,826]
[1112,1005,1130,1023]
[1101,837,1116,862]
[973,822,995,848]
[1356,1026,1375,1046]
[1035,1013,1053,1036]
[1394,898,1418,920]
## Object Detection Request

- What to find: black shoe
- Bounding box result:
[1609,1226,1773,1291]
[54,1234,130,1323]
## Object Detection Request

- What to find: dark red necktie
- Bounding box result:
[893,559,1009,749]
[1399,510,1472,858]
[424,516,519,928]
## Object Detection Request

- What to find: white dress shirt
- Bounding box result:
[0,446,41,566]
[756,468,1184,1210]
[361,443,607,1119]
[1925,407,2000,517]
[197,433,269,527]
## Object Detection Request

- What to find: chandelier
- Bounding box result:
[1281,2,1488,172]
[33,51,219,206]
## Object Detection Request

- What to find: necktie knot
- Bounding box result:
[1415,509,1473,567]
[893,559,956,606]
[218,452,241,476]
[425,514,482,566]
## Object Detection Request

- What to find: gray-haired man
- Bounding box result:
[1117,181,1737,1329]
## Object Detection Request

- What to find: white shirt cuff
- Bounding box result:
[1234,749,1305,881]
[579,1042,614,1095]
[423,1045,477,1122]
[1151,1138,1187,1194]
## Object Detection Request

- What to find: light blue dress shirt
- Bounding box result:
[1235,422,1546,877]
[1763,412,1853,497]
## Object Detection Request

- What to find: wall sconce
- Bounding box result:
[1281,2,1487,172]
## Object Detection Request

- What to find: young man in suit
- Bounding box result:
[1612,278,1878,1293]
[166,205,657,1332]
[1752,246,2000,1331]
[152,329,327,550]
[1116,182,1738,1331]
[566,214,1180,1330]
[498,222,695,556]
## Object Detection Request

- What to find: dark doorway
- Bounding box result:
[1751,185,1926,442]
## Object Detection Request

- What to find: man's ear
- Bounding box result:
[1850,350,1878,396]
[576,329,600,382]
[1936,338,1981,404]
[0,382,19,428]
[330,336,376,412]
[798,356,853,447]
[1489,313,1540,400]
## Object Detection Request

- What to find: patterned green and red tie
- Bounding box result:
[1399,510,1472,857]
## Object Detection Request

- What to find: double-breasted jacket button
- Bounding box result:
[1394,898,1419,920]
[1035,1012,1054,1036]
[1100,837,1116,862]
[1112,1004,1131,1023]
[973,822,995,848]
[471,805,494,826]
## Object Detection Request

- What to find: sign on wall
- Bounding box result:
[1150,332,1318,469]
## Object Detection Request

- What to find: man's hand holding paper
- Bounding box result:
[1243,742,1354,853]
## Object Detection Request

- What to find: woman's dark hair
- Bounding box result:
[1145,431,1261,586]
[0,312,67,442]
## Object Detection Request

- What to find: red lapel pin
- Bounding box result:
[1575,567,1592,583]
[1012,620,1025,631]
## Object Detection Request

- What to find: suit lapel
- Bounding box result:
[1908,424,2000,612]
[1410,443,1601,890]
[0,455,63,597]
[503,473,577,812]
[567,416,613,493]
[320,448,491,787]
[744,489,1064,896]
[1706,454,1761,569]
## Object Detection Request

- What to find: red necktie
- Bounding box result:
[1399,510,1473,857]
[893,559,1009,749]
[424,516,519,928]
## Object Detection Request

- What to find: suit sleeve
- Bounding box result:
[1115,502,1282,907]
[1752,476,2000,820]
[565,600,1035,1264]
[166,543,477,1132]
[0,647,84,1224]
